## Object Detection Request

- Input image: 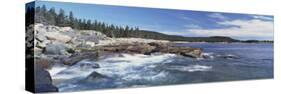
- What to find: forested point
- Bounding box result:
[26,5,272,43]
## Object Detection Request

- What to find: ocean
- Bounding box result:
[49,43,274,92]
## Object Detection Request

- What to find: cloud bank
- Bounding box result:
[208,13,228,20]
[187,19,273,40]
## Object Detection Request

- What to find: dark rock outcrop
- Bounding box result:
[99,42,203,58]
[100,43,155,54]
[85,71,110,82]
[34,59,58,93]
[167,46,202,58]
[221,54,239,59]
[63,52,99,65]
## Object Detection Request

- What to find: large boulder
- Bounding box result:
[34,47,43,55]
[35,24,47,33]
[34,59,58,93]
[36,32,47,42]
[167,46,202,58]
[46,32,72,43]
[44,42,73,55]
[37,40,50,48]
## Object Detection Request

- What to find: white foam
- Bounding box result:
[95,53,176,81]
[202,52,215,59]
[48,66,68,76]
[50,53,193,89]
[166,64,212,72]
[52,60,96,80]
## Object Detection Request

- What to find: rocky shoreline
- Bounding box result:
[31,23,203,92]
[33,23,203,64]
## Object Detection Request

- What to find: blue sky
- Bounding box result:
[35,1,274,40]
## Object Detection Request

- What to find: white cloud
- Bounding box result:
[187,19,274,40]
[208,13,228,20]
[253,15,273,21]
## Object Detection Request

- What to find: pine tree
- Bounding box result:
[124,25,130,37]
[69,11,74,28]
[41,5,47,15]
[86,19,91,29]
[47,7,57,25]
[82,19,86,30]
[73,18,80,29]
[57,9,66,26]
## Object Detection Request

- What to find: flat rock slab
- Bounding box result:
[98,42,203,58]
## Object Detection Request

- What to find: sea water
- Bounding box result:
[49,43,273,92]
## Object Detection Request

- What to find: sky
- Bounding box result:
[35,1,274,40]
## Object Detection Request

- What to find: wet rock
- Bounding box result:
[100,43,155,54]
[202,53,215,59]
[64,52,99,65]
[221,54,239,59]
[126,43,156,54]
[34,59,58,93]
[168,46,203,58]
[85,72,109,82]
[78,60,100,69]
[91,63,100,69]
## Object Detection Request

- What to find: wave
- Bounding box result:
[165,65,212,72]
[49,53,178,87]
[202,52,240,60]
[52,60,97,81]
[95,53,177,80]
[49,53,214,91]
[48,66,68,76]
[202,52,215,59]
